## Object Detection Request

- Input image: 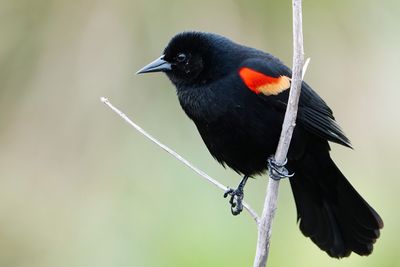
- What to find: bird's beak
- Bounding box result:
[136,55,172,74]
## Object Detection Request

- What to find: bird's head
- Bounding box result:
[137,31,241,87]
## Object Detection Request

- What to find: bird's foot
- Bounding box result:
[267,156,294,180]
[224,187,244,215]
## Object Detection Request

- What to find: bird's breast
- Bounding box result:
[177,84,283,175]
[177,84,230,123]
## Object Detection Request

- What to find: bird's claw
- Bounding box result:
[224,187,244,215]
[267,156,294,180]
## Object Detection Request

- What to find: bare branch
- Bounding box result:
[253,0,305,266]
[100,97,260,224]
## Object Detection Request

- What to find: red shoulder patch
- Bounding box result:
[239,67,291,96]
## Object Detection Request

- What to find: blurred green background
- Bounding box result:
[0,0,398,266]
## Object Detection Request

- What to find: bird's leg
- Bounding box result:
[267,156,294,180]
[224,175,249,216]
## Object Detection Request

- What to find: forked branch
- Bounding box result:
[102,1,308,263]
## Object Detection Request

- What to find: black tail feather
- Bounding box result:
[289,154,383,258]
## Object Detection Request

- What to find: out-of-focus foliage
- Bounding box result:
[0,0,398,266]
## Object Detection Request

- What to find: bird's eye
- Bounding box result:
[176,53,187,63]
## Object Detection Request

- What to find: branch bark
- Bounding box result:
[100,97,260,224]
[252,0,305,266]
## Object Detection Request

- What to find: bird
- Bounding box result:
[137,31,383,258]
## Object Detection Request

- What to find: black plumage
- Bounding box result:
[137,31,383,258]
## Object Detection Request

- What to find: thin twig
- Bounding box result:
[100,97,260,224]
[253,0,305,266]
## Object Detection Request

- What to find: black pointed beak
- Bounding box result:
[136,55,172,74]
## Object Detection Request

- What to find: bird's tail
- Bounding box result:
[289,153,383,258]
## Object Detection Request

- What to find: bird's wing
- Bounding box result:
[239,58,352,148]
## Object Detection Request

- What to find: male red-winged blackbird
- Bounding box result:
[137,31,383,258]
